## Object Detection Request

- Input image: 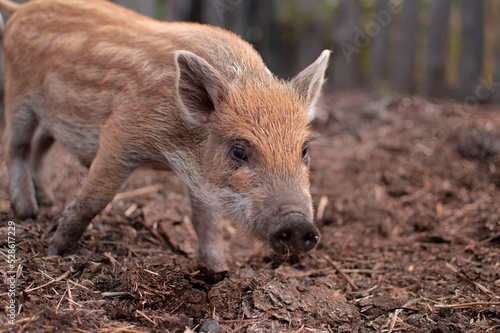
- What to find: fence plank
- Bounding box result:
[458,0,484,101]
[332,0,361,90]
[393,0,420,94]
[369,0,390,90]
[426,0,451,98]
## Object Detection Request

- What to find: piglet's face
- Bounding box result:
[175,50,331,255]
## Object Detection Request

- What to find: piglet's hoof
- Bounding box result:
[198,319,221,333]
[47,240,76,256]
[47,223,60,256]
[47,245,60,256]
[47,227,78,256]
[12,199,39,220]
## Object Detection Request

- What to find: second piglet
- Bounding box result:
[2,0,330,271]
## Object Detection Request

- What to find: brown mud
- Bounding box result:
[1,92,499,332]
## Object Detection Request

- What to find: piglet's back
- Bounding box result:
[3,0,268,87]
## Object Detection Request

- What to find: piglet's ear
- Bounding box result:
[291,50,331,122]
[175,51,230,125]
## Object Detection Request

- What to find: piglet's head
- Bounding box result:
[175,49,331,256]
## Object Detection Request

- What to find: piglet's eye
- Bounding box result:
[230,146,247,162]
[302,145,310,160]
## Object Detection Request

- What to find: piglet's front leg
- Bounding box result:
[190,194,228,272]
[48,133,137,255]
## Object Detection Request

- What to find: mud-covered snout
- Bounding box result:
[269,213,320,255]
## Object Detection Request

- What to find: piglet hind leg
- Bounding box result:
[30,126,56,207]
[5,104,39,219]
[48,135,137,256]
[190,194,228,272]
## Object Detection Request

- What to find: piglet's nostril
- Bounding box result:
[304,232,320,251]
[279,232,292,243]
[269,214,320,255]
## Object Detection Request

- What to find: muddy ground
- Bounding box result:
[0,92,499,332]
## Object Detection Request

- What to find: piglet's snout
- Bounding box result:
[269,214,320,255]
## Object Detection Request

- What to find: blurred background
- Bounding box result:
[5,0,500,104]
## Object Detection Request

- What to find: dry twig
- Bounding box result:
[435,301,500,309]
[136,310,155,325]
[445,262,494,295]
[324,255,359,291]
[25,271,70,293]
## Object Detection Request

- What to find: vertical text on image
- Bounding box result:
[6,220,17,325]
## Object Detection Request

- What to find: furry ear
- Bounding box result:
[175,51,230,125]
[291,50,331,121]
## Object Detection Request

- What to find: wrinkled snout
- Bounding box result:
[269,214,320,255]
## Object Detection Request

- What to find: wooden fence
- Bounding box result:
[6,0,500,103]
